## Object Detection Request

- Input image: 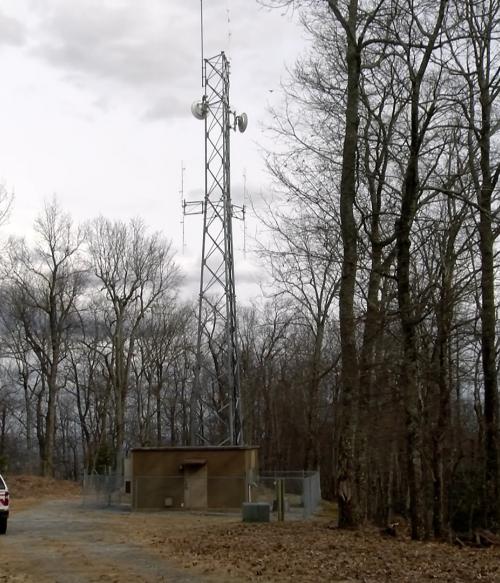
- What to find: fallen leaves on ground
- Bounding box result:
[3,477,500,582]
[143,517,500,582]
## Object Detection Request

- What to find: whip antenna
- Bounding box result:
[200,0,204,87]
[226,0,232,56]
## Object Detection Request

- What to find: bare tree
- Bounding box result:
[131,302,193,446]
[86,217,180,470]
[1,200,84,475]
[0,183,13,228]
[65,304,113,473]
[389,0,449,539]
[448,0,500,529]
[0,317,41,470]
[258,207,341,469]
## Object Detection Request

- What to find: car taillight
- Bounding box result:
[0,492,8,506]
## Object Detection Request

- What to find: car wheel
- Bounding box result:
[0,516,7,534]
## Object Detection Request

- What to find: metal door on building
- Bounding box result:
[183,461,208,508]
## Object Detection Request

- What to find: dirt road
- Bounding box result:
[0,499,210,583]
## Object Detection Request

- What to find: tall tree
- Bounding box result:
[264,0,390,526]
[86,217,180,470]
[258,204,341,469]
[2,200,83,476]
[391,0,449,539]
[449,0,500,529]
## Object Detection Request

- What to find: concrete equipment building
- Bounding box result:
[130,446,259,510]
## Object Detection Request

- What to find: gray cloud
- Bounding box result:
[27,1,209,120]
[32,1,291,83]
[0,9,25,47]
[24,1,299,120]
[35,2,197,87]
[143,94,190,121]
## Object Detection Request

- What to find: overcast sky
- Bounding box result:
[0,0,306,300]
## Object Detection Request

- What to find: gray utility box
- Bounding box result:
[242,502,271,522]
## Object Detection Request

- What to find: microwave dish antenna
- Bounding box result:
[191,100,208,120]
[236,112,248,133]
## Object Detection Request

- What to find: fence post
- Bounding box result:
[276,479,285,521]
[303,474,310,518]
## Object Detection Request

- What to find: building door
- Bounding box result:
[183,464,208,508]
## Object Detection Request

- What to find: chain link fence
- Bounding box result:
[82,472,128,508]
[254,471,321,519]
[82,470,321,519]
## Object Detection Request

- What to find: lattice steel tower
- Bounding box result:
[186,52,247,446]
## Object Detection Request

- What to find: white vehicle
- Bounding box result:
[0,473,9,534]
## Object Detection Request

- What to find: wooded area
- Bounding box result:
[0,0,499,542]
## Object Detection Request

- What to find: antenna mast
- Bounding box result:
[179,162,186,252]
[243,169,247,260]
[200,0,204,87]
[187,8,247,446]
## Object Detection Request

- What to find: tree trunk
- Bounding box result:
[304,321,325,471]
[114,314,127,473]
[0,406,6,458]
[477,93,500,530]
[41,372,58,477]
[396,76,425,539]
[336,0,361,528]
[432,219,459,538]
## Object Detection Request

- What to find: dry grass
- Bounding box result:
[6,474,81,512]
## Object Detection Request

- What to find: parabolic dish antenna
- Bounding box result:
[191,100,208,120]
[236,112,248,133]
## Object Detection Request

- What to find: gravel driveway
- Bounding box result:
[0,499,209,583]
